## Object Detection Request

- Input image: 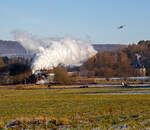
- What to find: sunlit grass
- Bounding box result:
[0,88,149,129]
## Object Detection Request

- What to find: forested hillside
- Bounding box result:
[83,40,150,77]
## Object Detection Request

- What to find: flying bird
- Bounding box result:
[117,24,126,29]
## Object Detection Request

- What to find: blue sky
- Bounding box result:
[0,0,150,44]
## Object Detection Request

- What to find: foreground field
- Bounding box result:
[0,88,150,129]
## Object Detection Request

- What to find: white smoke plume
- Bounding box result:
[12,31,97,74]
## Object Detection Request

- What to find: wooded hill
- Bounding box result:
[83,40,150,77]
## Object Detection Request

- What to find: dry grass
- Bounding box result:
[0,88,149,129]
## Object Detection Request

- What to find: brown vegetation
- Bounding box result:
[83,40,150,78]
[1,40,150,85]
[54,66,71,84]
[83,51,135,78]
[0,57,31,84]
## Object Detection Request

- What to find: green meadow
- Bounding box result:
[0,88,150,129]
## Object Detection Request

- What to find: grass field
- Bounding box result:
[0,88,150,129]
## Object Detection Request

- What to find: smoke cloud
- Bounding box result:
[13,31,97,73]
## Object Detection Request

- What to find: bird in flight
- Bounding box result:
[117,24,126,29]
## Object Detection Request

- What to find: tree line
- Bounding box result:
[0,40,150,84]
[0,57,31,84]
[82,40,150,78]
